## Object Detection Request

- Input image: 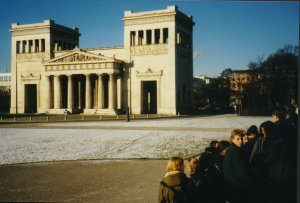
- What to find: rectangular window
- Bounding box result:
[146,30,152,44]
[154,29,160,44]
[138,30,143,45]
[35,39,39,52]
[22,40,27,53]
[41,39,46,52]
[130,31,136,46]
[16,41,20,53]
[186,34,191,48]
[28,40,33,53]
[163,28,168,43]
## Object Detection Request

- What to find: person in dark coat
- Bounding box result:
[187,158,206,203]
[223,129,249,203]
[158,157,195,203]
[263,109,297,203]
[248,121,275,203]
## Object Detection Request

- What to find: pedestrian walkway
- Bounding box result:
[0,160,167,202]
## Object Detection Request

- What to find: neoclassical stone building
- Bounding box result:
[10,5,194,115]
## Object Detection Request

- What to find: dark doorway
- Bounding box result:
[103,74,109,108]
[24,84,37,113]
[141,81,157,114]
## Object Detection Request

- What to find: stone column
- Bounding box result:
[43,75,51,109]
[54,75,61,109]
[117,76,122,109]
[108,73,115,109]
[67,75,73,110]
[134,31,138,46]
[143,30,146,45]
[97,74,103,109]
[19,40,23,54]
[25,40,29,53]
[85,74,91,109]
[54,41,58,51]
[39,39,42,52]
[152,29,155,44]
[160,29,163,44]
[33,40,36,53]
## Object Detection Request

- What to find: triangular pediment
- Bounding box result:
[43,48,122,65]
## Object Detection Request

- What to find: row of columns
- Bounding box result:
[17,39,45,54]
[44,73,118,110]
[131,28,166,46]
[53,40,76,51]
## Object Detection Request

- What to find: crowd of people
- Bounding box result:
[158,108,298,203]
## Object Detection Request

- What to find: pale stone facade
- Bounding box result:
[10,5,194,115]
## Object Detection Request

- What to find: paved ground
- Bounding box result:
[0,160,169,202]
[0,115,272,202]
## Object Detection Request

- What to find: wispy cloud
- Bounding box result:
[193,51,200,59]
[193,49,213,60]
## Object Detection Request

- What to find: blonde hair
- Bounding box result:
[187,158,199,173]
[167,157,184,172]
[230,129,245,141]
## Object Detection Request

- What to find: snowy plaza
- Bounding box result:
[0,114,270,165]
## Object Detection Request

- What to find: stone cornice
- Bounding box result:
[136,68,163,77]
[43,48,124,65]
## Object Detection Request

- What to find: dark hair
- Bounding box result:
[259,121,275,138]
[286,111,298,125]
[247,125,258,135]
[210,140,219,148]
[272,108,285,120]
[218,140,230,152]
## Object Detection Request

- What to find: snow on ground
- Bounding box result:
[0,114,270,165]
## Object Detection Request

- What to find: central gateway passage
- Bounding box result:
[24,84,37,113]
[141,81,157,114]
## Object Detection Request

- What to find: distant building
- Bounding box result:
[0,73,11,90]
[229,69,255,92]
[194,75,214,85]
[9,6,194,114]
[229,69,255,104]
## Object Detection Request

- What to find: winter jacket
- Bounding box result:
[158,171,195,203]
[223,144,248,189]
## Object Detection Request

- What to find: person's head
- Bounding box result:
[241,131,249,145]
[230,129,244,148]
[210,140,220,149]
[272,108,285,122]
[204,147,218,155]
[218,140,230,157]
[167,157,184,172]
[186,158,199,174]
[285,111,298,125]
[259,121,274,139]
[247,125,258,140]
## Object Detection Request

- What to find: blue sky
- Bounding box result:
[0,0,298,77]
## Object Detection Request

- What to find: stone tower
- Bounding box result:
[10,20,80,113]
[123,5,194,114]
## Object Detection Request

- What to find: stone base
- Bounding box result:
[83,108,118,115]
[47,109,71,115]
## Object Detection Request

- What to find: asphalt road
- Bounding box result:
[0,160,169,202]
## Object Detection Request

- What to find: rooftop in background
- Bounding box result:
[0,72,11,89]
